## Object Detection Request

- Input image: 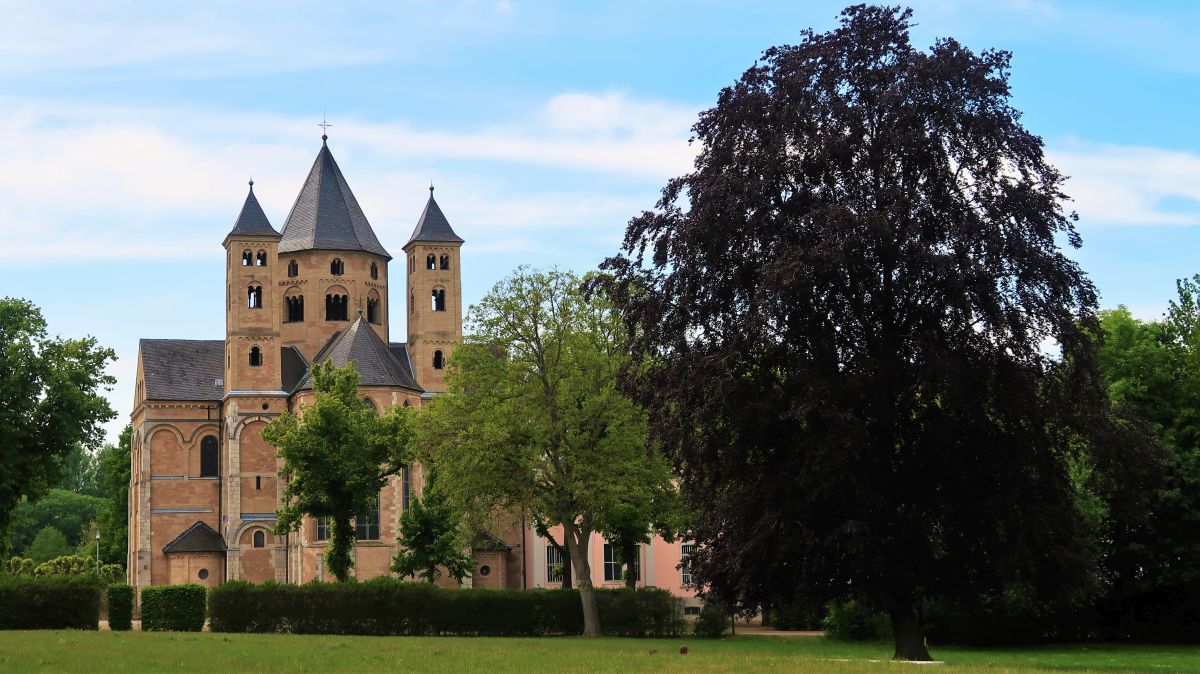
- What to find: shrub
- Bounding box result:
[141,584,206,631]
[208,580,684,637]
[693,598,729,638]
[0,576,101,630]
[6,557,34,577]
[107,584,133,631]
[822,599,891,642]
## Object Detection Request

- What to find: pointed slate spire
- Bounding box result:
[405,185,464,247]
[278,141,391,259]
[226,181,280,239]
[298,315,421,391]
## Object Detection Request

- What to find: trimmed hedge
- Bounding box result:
[107,584,133,631]
[208,579,683,637]
[141,584,206,632]
[0,576,101,630]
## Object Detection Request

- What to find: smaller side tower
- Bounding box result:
[404,186,464,393]
[223,182,284,394]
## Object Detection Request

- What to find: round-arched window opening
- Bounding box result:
[433,350,444,370]
[261,402,269,411]
[253,530,265,548]
[478,565,491,577]
[198,569,209,580]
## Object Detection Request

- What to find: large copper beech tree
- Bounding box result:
[601,5,1112,660]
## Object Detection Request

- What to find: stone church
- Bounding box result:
[128,136,525,595]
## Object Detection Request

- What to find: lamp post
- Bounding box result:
[95,528,101,575]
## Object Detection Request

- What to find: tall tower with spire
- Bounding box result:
[404,186,464,393]
[223,181,283,394]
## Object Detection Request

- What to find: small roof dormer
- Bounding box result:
[223,181,280,246]
[404,185,464,249]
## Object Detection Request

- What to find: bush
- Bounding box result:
[208,580,684,637]
[141,584,206,631]
[6,557,34,577]
[822,599,891,642]
[0,576,101,629]
[31,554,123,583]
[693,598,729,638]
[107,584,133,631]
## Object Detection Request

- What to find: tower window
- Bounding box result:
[440,255,450,270]
[367,297,380,324]
[288,260,298,278]
[253,530,265,548]
[409,256,414,273]
[247,285,263,309]
[285,295,305,323]
[409,293,414,314]
[433,350,444,370]
[325,293,349,321]
[200,436,219,478]
[356,499,380,541]
[431,289,446,312]
[426,254,436,270]
[370,262,379,280]
[249,346,262,367]
[256,250,267,266]
[401,466,411,510]
[255,475,262,491]
[331,258,344,276]
[242,250,252,266]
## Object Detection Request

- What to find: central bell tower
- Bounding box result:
[404,186,464,393]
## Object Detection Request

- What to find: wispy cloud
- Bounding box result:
[1051,141,1200,227]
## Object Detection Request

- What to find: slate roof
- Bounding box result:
[278,140,391,259]
[387,342,417,386]
[405,190,464,246]
[297,316,422,392]
[226,184,280,239]
[280,346,308,393]
[140,339,225,402]
[162,520,227,554]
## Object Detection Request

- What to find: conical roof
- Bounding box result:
[226,184,279,239]
[298,316,421,391]
[405,188,464,247]
[279,140,391,259]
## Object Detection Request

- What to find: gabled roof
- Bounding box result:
[387,343,417,386]
[280,346,308,394]
[278,140,391,259]
[162,520,227,554]
[226,183,280,240]
[405,189,464,247]
[298,316,422,392]
[140,340,224,402]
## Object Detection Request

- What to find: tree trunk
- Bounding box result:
[565,524,602,636]
[327,516,356,582]
[622,538,638,589]
[561,545,573,589]
[890,603,932,661]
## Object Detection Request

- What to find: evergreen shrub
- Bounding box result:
[208,580,683,637]
[693,598,729,638]
[107,583,133,631]
[141,584,206,631]
[822,599,891,642]
[0,576,101,630]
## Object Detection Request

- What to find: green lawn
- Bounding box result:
[0,631,1194,673]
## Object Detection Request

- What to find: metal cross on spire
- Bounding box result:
[318,112,332,141]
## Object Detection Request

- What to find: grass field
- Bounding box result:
[0,631,1195,673]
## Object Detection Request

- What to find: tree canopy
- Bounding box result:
[601,5,1120,659]
[390,479,474,584]
[418,267,680,637]
[0,297,116,548]
[265,360,413,582]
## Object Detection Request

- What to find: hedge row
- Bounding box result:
[141,584,206,632]
[107,584,133,631]
[0,576,101,630]
[209,579,684,637]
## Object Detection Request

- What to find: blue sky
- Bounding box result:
[2,0,1199,443]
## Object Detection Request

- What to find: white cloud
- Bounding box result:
[1050,141,1200,227]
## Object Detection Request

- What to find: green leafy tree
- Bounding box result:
[0,298,116,551]
[600,6,1129,659]
[418,267,680,637]
[95,425,133,565]
[265,360,413,582]
[390,481,473,583]
[27,526,72,563]
[56,443,102,497]
[8,489,104,556]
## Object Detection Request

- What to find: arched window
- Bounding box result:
[402,400,411,407]
[409,256,414,273]
[249,346,262,367]
[370,262,379,280]
[200,436,219,478]
[285,294,305,323]
[288,260,298,278]
[247,285,262,309]
[325,292,348,321]
[362,397,377,412]
[241,250,252,266]
[253,530,265,548]
[431,289,446,312]
[433,350,444,370]
[256,250,267,266]
[409,293,414,314]
[367,295,380,324]
[426,254,436,270]
[439,255,450,270]
[331,258,344,275]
